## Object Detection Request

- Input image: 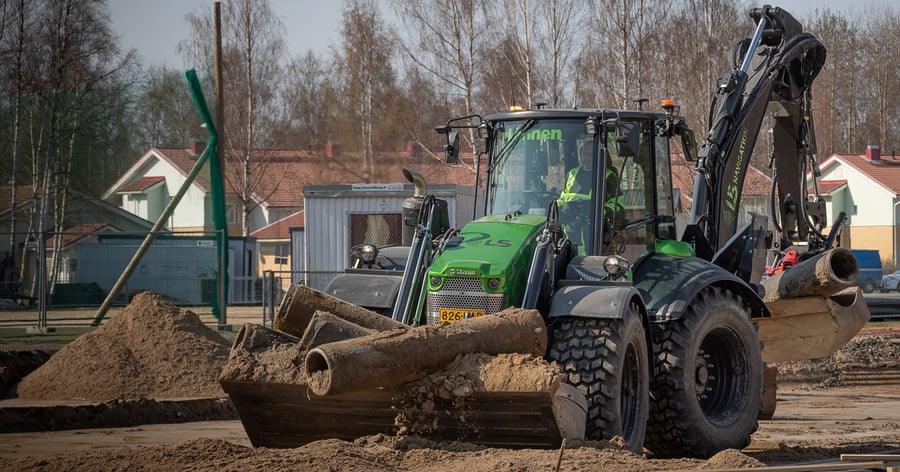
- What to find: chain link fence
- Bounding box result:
[0,230,265,329]
[0,227,345,330]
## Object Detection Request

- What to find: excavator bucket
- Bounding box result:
[755,248,870,363]
[758,287,870,363]
[219,286,587,449]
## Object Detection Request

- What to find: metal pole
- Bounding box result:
[37,230,47,330]
[91,148,212,326]
[218,229,228,330]
[262,270,272,326]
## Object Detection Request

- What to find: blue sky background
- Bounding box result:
[109,0,889,68]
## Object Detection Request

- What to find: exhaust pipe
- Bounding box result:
[401,168,427,246]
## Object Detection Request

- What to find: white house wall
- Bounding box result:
[141,156,208,229]
[820,161,893,226]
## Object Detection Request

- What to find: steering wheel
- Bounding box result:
[608,215,676,255]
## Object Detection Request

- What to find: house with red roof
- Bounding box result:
[103,143,479,284]
[815,145,900,267]
[250,209,304,292]
[1,186,155,299]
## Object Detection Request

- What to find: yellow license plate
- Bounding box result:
[438,308,486,323]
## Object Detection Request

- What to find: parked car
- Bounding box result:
[882,270,900,292]
[851,249,883,293]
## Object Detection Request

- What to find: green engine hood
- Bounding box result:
[427,213,546,306]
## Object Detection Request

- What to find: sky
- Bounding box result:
[109,0,888,69]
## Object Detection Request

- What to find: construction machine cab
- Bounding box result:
[473,111,678,259]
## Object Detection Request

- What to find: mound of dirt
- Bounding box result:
[15,292,231,401]
[778,333,900,388]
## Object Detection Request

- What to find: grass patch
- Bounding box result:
[0,326,92,346]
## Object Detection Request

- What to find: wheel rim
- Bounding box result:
[694,327,747,425]
[620,339,642,439]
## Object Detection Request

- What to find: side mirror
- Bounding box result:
[615,122,639,157]
[681,128,698,162]
[444,130,459,164]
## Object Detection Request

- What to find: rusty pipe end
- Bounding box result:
[304,348,333,396]
[826,248,859,283]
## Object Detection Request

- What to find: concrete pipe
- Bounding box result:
[760,247,858,303]
[274,284,405,337]
[304,308,548,396]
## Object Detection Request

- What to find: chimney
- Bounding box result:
[406,141,425,158]
[326,141,342,158]
[865,145,881,162]
[189,139,205,157]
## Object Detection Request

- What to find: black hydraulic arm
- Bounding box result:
[689,5,826,253]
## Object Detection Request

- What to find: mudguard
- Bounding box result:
[548,284,642,320]
[631,253,767,322]
[323,272,402,310]
[547,284,654,373]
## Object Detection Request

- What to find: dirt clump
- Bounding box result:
[15,291,231,401]
[703,448,766,468]
[218,323,307,385]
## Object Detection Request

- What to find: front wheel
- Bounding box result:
[548,307,649,453]
[645,288,762,458]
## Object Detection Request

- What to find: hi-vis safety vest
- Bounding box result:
[558,166,623,210]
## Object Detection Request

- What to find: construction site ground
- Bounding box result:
[0,297,898,471]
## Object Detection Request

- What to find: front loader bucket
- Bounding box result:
[220,377,584,448]
[220,308,587,449]
[757,287,870,363]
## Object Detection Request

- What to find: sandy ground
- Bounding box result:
[0,296,897,471]
[0,385,898,470]
[0,386,897,458]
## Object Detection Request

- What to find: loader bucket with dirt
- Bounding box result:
[219,285,587,449]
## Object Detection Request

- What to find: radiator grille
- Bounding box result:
[426,277,506,325]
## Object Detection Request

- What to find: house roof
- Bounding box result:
[46,223,114,248]
[0,185,35,215]
[822,152,900,195]
[2,186,154,231]
[107,147,480,210]
[817,179,848,195]
[117,176,165,193]
[250,210,304,241]
[668,156,772,210]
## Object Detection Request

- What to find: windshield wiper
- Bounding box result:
[492,119,536,167]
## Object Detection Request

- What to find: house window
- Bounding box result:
[226,203,241,225]
[274,243,289,265]
[349,213,402,250]
[852,205,858,216]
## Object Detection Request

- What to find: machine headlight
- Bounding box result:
[353,243,378,263]
[487,278,501,289]
[430,276,442,288]
[603,255,630,276]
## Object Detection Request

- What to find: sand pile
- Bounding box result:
[15,291,231,401]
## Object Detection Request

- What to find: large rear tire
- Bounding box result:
[645,288,762,458]
[548,306,649,453]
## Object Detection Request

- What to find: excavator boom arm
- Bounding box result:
[691,5,827,252]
